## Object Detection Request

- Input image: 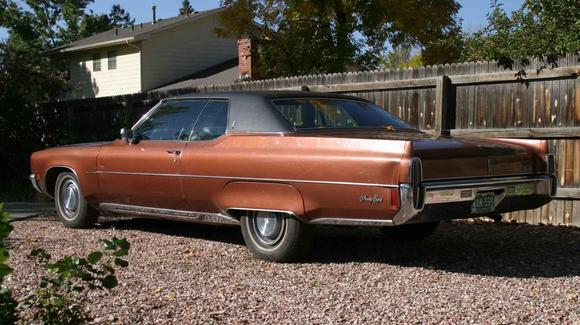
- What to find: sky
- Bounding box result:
[0,0,523,41]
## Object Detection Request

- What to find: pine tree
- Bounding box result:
[179,0,194,15]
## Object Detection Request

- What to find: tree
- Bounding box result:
[462,0,580,68]
[216,0,462,78]
[381,47,423,69]
[179,0,195,15]
[108,4,134,27]
[0,0,134,183]
[80,5,135,38]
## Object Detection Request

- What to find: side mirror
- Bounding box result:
[120,127,134,144]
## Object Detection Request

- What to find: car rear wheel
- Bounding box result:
[54,172,98,228]
[240,211,313,262]
[380,221,439,241]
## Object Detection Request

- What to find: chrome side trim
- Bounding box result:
[226,207,299,218]
[309,217,394,226]
[99,203,240,226]
[91,171,398,188]
[29,174,42,193]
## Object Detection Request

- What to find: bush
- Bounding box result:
[0,203,131,324]
[0,204,18,324]
[20,237,130,324]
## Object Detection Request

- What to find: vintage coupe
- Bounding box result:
[30,91,556,261]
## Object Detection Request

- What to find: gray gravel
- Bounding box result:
[5,215,580,324]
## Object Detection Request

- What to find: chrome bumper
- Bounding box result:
[29,173,43,193]
[393,175,553,225]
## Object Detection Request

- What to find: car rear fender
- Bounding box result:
[217,182,306,221]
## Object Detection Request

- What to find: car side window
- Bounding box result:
[134,100,208,141]
[189,99,229,141]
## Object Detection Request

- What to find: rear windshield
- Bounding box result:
[272,98,414,130]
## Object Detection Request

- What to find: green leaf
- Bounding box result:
[113,249,127,257]
[0,263,13,278]
[115,237,130,251]
[101,275,118,289]
[114,258,128,268]
[87,252,103,264]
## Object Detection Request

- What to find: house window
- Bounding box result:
[108,50,117,70]
[92,53,101,71]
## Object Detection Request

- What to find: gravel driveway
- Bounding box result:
[6,216,580,324]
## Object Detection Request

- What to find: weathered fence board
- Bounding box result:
[41,54,580,226]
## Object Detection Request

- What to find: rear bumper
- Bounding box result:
[393,175,554,225]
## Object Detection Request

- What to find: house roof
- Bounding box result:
[46,7,224,54]
[150,58,240,92]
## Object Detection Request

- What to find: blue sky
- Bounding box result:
[0,0,523,41]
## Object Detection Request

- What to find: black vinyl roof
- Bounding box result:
[164,91,370,133]
[169,90,368,101]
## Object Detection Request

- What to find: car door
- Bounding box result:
[96,99,209,210]
[180,99,230,213]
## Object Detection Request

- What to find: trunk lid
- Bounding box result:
[411,137,543,180]
[290,129,544,180]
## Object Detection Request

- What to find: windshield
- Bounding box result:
[272,98,415,131]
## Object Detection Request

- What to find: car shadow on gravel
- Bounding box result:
[308,222,580,278]
[97,217,245,246]
[95,217,579,279]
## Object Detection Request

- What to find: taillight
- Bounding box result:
[546,153,557,196]
[409,158,424,210]
[546,153,555,175]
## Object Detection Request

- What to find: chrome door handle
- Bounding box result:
[166,149,181,155]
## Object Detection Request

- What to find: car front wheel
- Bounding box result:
[240,211,313,262]
[54,172,98,228]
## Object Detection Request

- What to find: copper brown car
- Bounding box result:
[30,91,556,261]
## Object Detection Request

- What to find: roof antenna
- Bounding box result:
[152,5,157,24]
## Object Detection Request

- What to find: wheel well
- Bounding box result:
[44,167,74,197]
[226,209,248,220]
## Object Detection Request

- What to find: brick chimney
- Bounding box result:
[237,38,251,79]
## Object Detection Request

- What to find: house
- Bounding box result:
[47,7,249,99]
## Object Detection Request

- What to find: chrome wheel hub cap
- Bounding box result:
[253,211,285,246]
[60,180,79,218]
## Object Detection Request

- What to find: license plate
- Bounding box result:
[471,192,495,214]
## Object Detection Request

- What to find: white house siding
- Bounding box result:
[66,44,141,99]
[140,14,237,91]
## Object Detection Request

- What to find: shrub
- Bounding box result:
[20,237,130,324]
[0,204,18,324]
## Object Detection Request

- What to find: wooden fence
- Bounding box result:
[44,54,580,227]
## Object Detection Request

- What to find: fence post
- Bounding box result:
[434,75,451,136]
